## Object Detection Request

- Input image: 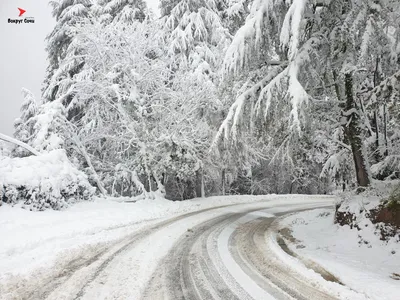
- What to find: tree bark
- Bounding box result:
[221,169,226,195]
[383,104,389,157]
[343,73,370,187]
[195,169,202,198]
[201,170,205,198]
[373,110,382,161]
[373,56,383,160]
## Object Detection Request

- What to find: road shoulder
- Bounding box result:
[275,208,400,300]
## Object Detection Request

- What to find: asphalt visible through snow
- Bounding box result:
[28,201,339,300]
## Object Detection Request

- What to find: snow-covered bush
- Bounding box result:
[0,150,95,210]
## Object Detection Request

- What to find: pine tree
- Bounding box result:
[96,0,147,25]
[159,0,237,196]
[43,0,93,102]
[161,0,231,75]
[13,88,38,157]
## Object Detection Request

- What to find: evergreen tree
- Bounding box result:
[96,0,148,25]
[159,0,237,196]
[13,88,38,157]
[43,0,93,102]
[161,0,231,75]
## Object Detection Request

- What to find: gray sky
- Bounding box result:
[0,0,159,136]
[0,1,55,135]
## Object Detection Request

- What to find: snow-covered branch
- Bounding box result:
[0,133,41,156]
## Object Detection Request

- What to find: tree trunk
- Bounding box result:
[201,170,205,198]
[195,169,202,198]
[250,167,254,195]
[373,56,384,160]
[71,135,108,196]
[383,104,389,157]
[343,73,370,187]
[221,169,226,195]
[372,110,382,161]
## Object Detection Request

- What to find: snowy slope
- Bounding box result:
[278,208,400,300]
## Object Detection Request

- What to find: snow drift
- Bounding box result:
[0,150,95,210]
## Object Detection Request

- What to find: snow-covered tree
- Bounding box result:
[42,17,213,198]
[96,0,148,25]
[35,0,399,202]
[161,0,231,76]
[223,0,250,35]
[159,0,242,196]
[43,0,93,102]
[13,88,38,157]
[14,89,37,140]
[215,0,400,188]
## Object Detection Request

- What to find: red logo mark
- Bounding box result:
[18,8,26,17]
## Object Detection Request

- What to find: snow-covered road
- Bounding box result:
[141,203,366,300]
[1,198,370,300]
[142,204,336,300]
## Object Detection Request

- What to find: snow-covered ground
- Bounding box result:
[278,208,400,300]
[0,196,234,278]
[0,195,330,283]
[1,195,335,300]
[2,194,398,300]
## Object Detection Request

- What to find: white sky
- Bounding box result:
[0,0,160,136]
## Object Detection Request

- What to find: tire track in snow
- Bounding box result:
[22,201,343,300]
[142,203,339,300]
[230,217,335,300]
[33,205,240,300]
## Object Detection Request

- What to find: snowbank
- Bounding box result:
[0,150,95,210]
[335,180,400,239]
[278,208,400,300]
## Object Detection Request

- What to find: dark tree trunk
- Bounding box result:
[343,73,370,187]
[383,104,389,157]
[221,169,226,195]
[373,55,385,160]
[373,110,382,161]
[195,169,204,198]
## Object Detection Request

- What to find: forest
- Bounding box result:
[1,0,400,209]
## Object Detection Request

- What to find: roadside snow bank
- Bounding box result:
[335,181,400,240]
[0,150,95,210]
[279,208,400,300]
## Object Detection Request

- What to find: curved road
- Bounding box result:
[28,200,350,300]
[142,207,336,300]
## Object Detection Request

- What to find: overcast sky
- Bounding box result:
[0,0,160,136]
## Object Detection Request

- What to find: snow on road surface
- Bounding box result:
[217,212,277,300]
[277,208,400,300]
[0,195,381,300]
[0,195,275,278]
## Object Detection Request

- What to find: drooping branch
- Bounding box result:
[0,133,41,156]
[367,70,400,109]
[211,64,288,148]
